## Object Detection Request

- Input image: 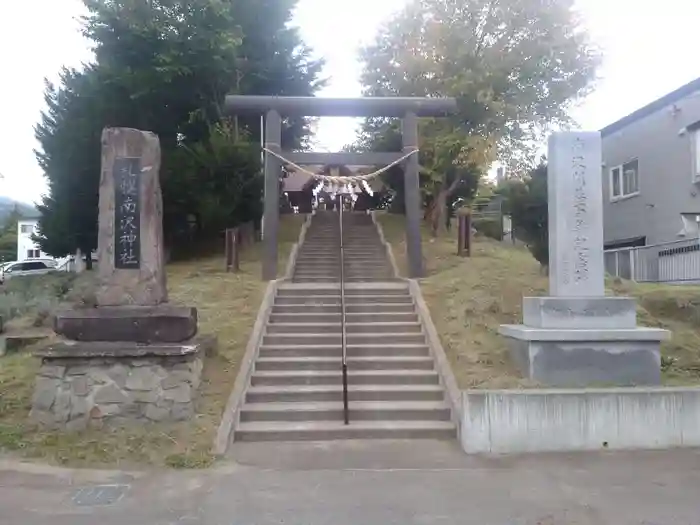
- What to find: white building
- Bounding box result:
[17,218,48,261]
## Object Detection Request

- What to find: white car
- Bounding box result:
[0,259,58,283]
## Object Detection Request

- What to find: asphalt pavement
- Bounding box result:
[2,440,700,525]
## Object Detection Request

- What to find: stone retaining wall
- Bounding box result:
[30,352,204,430]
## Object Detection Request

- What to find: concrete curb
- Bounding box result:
[462,387,700,454]
[282,212,314,281]
[213,279,278,457]
[407,279,463,439]
[371,211,401,279]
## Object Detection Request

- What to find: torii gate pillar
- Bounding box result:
[263,110,281,281]
[402,112,423,278]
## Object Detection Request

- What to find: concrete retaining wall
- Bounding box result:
[462,388,700,454]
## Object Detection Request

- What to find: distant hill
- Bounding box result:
[0,196,38,225]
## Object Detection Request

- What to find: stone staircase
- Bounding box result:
[293,211,395,282]
[233,211,456,442]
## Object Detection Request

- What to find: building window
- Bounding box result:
[26,249,40,259]
[610,159,639,200]
[20,224,33,234]
[694,130,700,179]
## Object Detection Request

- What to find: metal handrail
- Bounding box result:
[339,196,349,425]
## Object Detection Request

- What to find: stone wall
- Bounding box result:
[30,352,203,430]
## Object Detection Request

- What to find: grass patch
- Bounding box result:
[377,211,700,388]
[0,215,304,468]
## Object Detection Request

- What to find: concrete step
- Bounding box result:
[301,237,381,242]
[295,258,387,265]
[245,384,445,403]
[275,295,413,305]
[300,244,384,249]
[295,256,388,261]
[345,295,412,304]
[345,303,416,313]
[342,260,391,265]
[291,272,340,278]
[292,270,394,275]
[265,322,422,335]
[291,273,393,279]
[255,356,435,371]
[239,401,451,422]
[275,287,409,296]
[258,343,430,358]
[262,332,426,346]
[235,420,455,441]
[292,277,397,282]
[250,369,439,386]
[299,243,382,246]
[275,289,340,297]
[269,312,418,323]
[299,250,386,256]
[274,296,341,305]
[271,303,416,314]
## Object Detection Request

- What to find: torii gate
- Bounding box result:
[224,95,458,280]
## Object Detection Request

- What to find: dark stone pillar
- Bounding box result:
[263,110,281,280]
[402,112,424,277]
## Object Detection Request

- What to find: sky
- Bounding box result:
[1,0,700,205]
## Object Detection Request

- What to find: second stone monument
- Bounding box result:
[499,131,669,386]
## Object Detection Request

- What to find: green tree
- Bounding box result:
[34,0,323,259]
[498,161,549,268]
[0,207,23,263]
[162,121,263,253]
[34,68,105,266]
[357,0,600,234]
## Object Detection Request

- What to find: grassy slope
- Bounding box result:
[0,215,304,468]
[378,212,700,388]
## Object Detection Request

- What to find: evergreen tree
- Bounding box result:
[34,0,324,259]
[0,207,24,263]
[498,162,549,268]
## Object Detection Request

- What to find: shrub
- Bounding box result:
[472,217,503,241]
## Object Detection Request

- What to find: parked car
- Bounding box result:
[0,259,57,283]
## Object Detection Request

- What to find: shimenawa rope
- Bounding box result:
[262,146,419,184]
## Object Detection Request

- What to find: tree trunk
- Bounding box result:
[427,189,449,237]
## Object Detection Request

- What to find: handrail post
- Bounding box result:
[339,195,349,425]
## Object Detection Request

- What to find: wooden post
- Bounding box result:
[457,212,472,257]
[225,228,240,272]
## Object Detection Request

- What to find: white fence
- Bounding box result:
[604,238,700,284]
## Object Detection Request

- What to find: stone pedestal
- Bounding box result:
[500,131,670,387]
[29,337,215,430]
[500,324,667,386]
[30,128,214,429]
[54,305,197,343]
[522,297,637,330]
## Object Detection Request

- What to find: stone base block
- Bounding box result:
[522,296,636,329]
[29,336,216,430]
[54,305,197,343]
[499,325,669,387]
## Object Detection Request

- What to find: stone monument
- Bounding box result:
[499,131,669,386]
[30,128,214,429]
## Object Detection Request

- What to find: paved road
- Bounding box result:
[3,440,700,524]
